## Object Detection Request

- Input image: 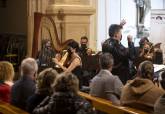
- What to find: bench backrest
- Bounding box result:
[0,101,29,114]
[78,91,148,114]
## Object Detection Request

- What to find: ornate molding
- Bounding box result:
[46,5,95,15]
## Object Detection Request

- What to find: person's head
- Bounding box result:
[143,42,151,54]
[67,40,79,54]
[53,72,79,94]
[137,61,154,80]
[36,68,58,94]
[109,24,122,41]
[0,61,14,82]
[80,36,88,48]
[160,71,165,90]
[127,35,133,42]
[99,53,114,71]
[42,39,52,49]
[21,58,38,79]
[139,37,149,48]
[86,48,93,56]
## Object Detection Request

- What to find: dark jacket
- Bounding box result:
[33,92,94,114]
[11,76,36,110]
[26,93,48,114]
[102,38,136,84]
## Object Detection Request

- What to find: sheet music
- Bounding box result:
[154,64,165,72]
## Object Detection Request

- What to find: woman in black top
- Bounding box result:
[53,40,83,88]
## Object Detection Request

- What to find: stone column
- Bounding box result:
[46,0,96,50]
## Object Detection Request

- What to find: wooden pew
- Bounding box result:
[78,91,148,114]
[0,101,29,114]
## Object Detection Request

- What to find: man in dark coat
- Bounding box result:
[102,22,136,84]
[11,58,38,110]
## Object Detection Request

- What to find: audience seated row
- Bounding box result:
[1,54,165,114]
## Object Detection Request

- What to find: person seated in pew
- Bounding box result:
[26,68,59,114]
[90,53,123,105]
[33,73,94,114]
[120,61,164,113]
[52,40,83,88]
[154,70,165,114]
[11,58,38,110]
[0,61,14,103]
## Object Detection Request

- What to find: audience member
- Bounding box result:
[26,68,58,113]
[53,40,83,88]
[120,61,164,113]
[102,21,136,84]
[33,73,94,114]
[90,53,123,105]
[79,36,88,56]
[154,71,165,114]
[11,58,38,110]
[0,61,14,103]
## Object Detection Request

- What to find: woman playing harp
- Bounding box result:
[52,40,83,88]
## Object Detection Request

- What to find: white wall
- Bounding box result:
[97,0,165,50]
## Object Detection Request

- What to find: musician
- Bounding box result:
[86,48,93,56]
[139,37,149,48]
[37,39,56,69]
[139,42,154,60]
[102,21,136,84]
[52,40,83,88]
[79,36,88,56]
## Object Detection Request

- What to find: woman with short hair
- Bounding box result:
[33,73,94,114]
[0,61,14,103]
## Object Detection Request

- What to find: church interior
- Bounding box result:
[1,0,165,114]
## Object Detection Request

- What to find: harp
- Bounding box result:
[32,12,73,58]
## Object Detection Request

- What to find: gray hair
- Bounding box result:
[99,53,114,69]
[21,57,38,76]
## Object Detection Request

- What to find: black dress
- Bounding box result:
[65,56,83,88]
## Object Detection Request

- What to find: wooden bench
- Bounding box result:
[0,101,29,114]
[78,91,148,114]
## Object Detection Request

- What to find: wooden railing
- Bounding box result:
[0,101,29,114]
[78,91,148,114]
